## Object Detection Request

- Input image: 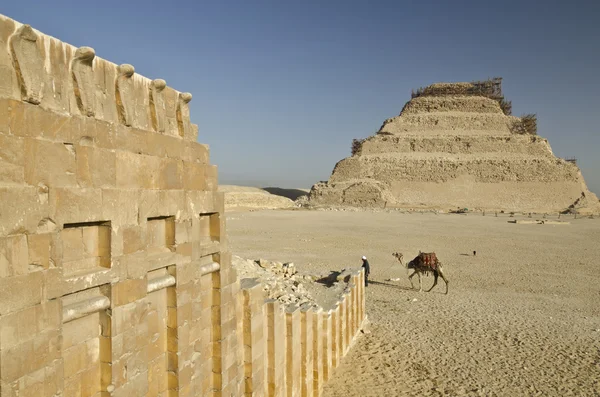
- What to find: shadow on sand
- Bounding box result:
[368,280,413,291]
[263,187,309,201]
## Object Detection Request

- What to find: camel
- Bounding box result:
[392,252,449,294]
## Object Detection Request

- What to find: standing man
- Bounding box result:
[361,255,370,286]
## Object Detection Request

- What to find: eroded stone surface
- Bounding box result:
[9,24,45,104]
[71,46,96,116]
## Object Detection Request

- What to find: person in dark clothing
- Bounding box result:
[361,256,370,286]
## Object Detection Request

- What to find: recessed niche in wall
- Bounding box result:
[61,221,111,276]
[198,212,220,245]
[147,216,175,253]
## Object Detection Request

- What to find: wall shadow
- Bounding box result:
[263,187,309,200]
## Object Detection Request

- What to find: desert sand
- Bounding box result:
[226,209,600,396]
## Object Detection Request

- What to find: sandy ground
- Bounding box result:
[226,209,600,396]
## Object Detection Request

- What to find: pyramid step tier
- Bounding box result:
[359,135,553,157]
[329,155,580,184]
[379,112,517,135]
[400,96,505,115]
[310,178,593,213]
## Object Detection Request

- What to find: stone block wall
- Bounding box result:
[0,13,367,397]
[0,13,242,397]
[240,271,366,397]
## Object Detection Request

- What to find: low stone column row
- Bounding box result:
[240,268,367,397]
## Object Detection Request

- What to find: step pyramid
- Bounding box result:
[309,78,600,214]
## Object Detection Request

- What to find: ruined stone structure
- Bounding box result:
[0,14,365,397]
[309,80,600,214]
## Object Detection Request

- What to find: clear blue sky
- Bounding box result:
[3,0,599,193]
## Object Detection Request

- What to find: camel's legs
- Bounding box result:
[417,272,423,292]
[439,269,449,294]
[427,272,439,292]
[408,270,417,289]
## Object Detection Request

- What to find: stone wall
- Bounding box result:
[0,13,236,397]
[0,14,365,397]
[240,270,366,397]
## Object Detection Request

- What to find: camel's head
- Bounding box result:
[392,252,404,265]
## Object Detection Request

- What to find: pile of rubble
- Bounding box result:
[232,255,321,309]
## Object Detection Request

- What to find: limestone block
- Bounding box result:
[183,161,206,191]
[0,133,24,185]
[0,16,18,98]
[352,275,359,333]
[150,79,167,133]
[339,299,347,355]
[343,293,351,354]
[0,270,43,315]
[361,270,366,323]
[57,227,82,265]
[300,308,314,397]
[348,281,355,337]
[185,191,215,216]
[312,308,323,395]
[115,152,159,190]
[331,306,339,368]
[0,234,28,277]
[114,124,149,156]
[0,328,61,382]
[27,233,52,271]
[102,189,139,227]
[286,308,301,397]
[183,141,209,164]
[138,190,161,222]
[0,299,61,351]
[71,46,96,117]
[76,145,116,188]
[9,25,45,104]
[158,190,185,219]
[146,130,185,160]
[69,117,116,150]
[111,277,147,307]
[121,252,152,279]
[159,158,184,190]
[205,164,218,191]
[48,187,102,226]
[265,299,285,397]
[7,99,72,140]
[321,312,332,382]
[176,92,193,139]
[175,218,192,245]
[24,138,77,187]
[0,186,50,236]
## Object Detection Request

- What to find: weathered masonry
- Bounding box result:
[0,14,366,397]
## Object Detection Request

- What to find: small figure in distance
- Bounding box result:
[473,250,477,256]
[361,256,370,287]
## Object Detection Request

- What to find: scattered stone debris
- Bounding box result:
[232,255,354,310]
